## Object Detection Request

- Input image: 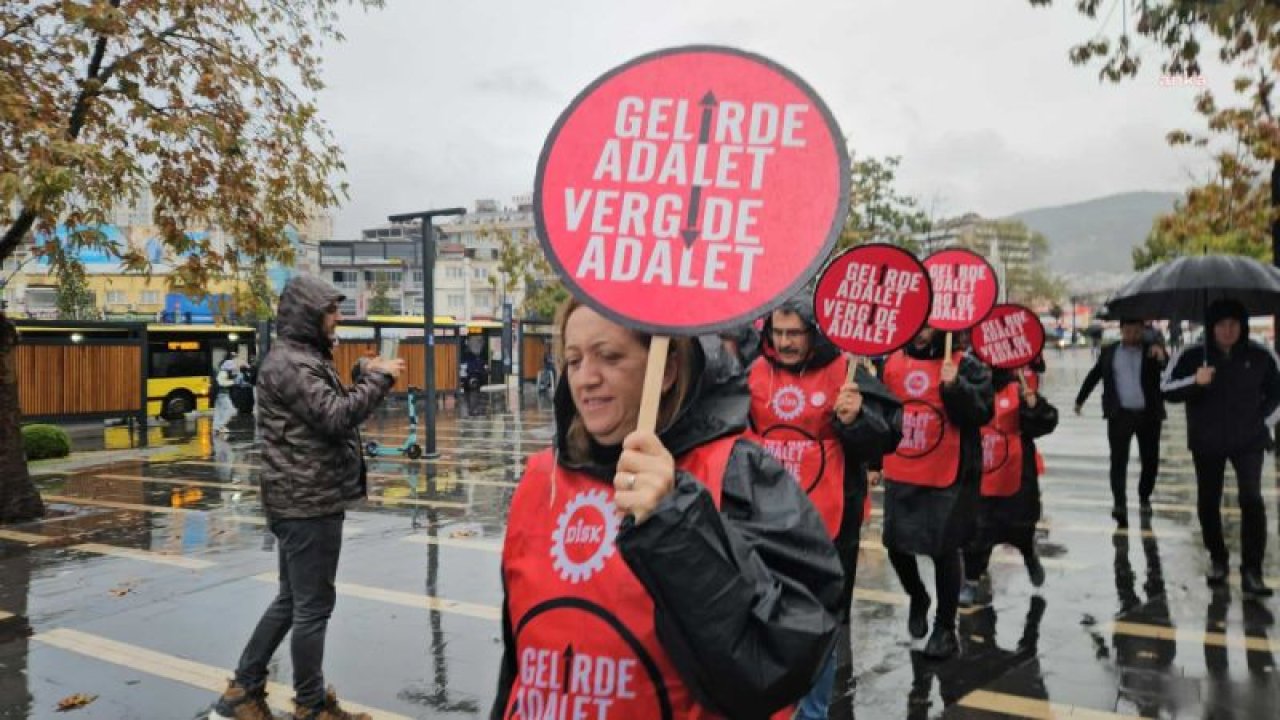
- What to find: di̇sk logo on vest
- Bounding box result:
[550,490,620,584]
[904,370,931,398]
[771,385,806,421]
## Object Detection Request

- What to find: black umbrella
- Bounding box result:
[1102,254,1280,321]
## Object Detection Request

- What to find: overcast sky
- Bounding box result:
[318,0,1229,238]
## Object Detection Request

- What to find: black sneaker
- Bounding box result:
[922,625,958,660]
[209,681,274,720]
[908,592,931,639]
[1206,560,1229,587]
[1242,571,1274,598]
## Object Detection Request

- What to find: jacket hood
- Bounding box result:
[277,275,345,352]
[1207,298,1248,332]
[553,336,749,477]
[903,329,948,360]
[760,295,841,371]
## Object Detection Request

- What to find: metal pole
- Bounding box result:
[422,218,438,458]
[390,207,464,460]
[137,322,149,448]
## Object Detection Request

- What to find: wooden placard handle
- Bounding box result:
[636,335,671,433]
[943,331,953,358]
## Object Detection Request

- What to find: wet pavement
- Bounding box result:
[1,350,1278,719]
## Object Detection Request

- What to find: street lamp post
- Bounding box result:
[388,207,466,459]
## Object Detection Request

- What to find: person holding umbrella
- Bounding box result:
[1161,298,1280,596]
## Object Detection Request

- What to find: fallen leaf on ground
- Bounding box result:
[56,694,97,712]
[108,581,138,597]
[450,529,477,538]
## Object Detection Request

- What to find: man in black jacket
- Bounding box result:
[1162,298,1280,597]
[1074,319,1168,526]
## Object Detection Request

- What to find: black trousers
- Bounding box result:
[1193,450,1267,573]
[888,549,963,631]
[963,527,1036,582]
[1107,411,1161,507]
[234,513,344,707]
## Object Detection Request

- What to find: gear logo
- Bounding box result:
[904,370,931,397]
[772,385,806,421]
[550,489,619,584]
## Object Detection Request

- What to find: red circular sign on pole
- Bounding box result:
[535,46,848,334]
[813,244,932,356]
[922,248,999,331]
[970,303,1046,369]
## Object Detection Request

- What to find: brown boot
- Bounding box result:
[209,680,275,720]
[291,687,370,720]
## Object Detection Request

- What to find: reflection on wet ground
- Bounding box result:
[1,354,1277,718]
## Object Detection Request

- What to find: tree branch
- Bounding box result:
[67,5,197,141]
[0,11,37,41]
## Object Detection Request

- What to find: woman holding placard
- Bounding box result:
[881,327,994,659]
[959,365,1058,605]
[490,298,844,720]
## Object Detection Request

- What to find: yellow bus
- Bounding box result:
[17,321,256,421]
[146,324,256,419]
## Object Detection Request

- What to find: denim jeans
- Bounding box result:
[233,513,344,707]
[795,646,837,720]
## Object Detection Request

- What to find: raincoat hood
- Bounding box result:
[277,275,345,354]
[904,330,948,360]
[760,295,841,372]
[553,336,749,477]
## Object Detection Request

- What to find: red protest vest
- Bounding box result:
[980,382,1024,497]
[882,351,962,488]
[747,356,847,537]
[501,437,739,720]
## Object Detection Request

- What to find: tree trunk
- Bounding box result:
[0,312,43,523]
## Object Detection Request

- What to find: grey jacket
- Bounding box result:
[256,275,393,519]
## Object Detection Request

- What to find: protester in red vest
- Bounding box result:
[491,298,844,720]
[746,296,903,719]
[881,327,994,659]
[960,365,1059,606]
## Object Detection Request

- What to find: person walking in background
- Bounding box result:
[1074,318,1167,527]
[213,356,240,435]
[210,275,404,720]
[1162,298,1280,597]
